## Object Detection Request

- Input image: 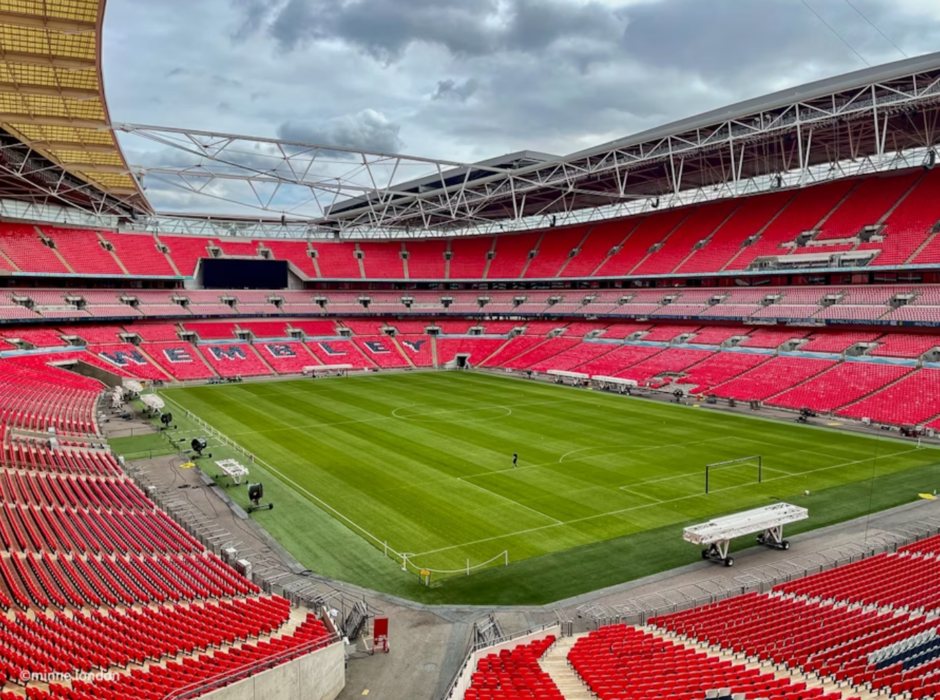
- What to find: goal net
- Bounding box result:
[705,455,762,494]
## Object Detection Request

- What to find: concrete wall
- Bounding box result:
[447,625,561,700]
[202,641,345,700]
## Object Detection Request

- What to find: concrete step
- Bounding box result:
[538,635,594,700]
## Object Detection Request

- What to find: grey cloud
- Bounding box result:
[432,78,479,102]
[238,0,627,63]
[276,109,404,155]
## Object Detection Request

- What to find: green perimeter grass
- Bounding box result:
[151,372,940,605]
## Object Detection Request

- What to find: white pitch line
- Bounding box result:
[222,397,571,438]
[456,476,563,525]
[411,446,922,560]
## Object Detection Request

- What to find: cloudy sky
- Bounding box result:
[101,0,940,215]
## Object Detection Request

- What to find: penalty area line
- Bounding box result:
[456,477,563,525]
[411,445,921,560]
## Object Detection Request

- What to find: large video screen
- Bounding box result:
[202,259,289,289]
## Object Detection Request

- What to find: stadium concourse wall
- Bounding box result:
[199,640,345,700]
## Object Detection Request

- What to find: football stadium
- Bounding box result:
[4,1,940,699]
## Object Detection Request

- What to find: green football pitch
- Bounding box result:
[151,371,940,605]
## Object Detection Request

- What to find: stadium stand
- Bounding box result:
[0,224,70,274]
[157,235,213,276]
[463,636,562,700]
[488,232,542,279]
[632,200,738,276]
[255,341,316,373]
[143,343,217,380]
[353,336,410,368]
[396,335,434,366]
[306,339,376,369]
[100,230,177,276]
[480,336,547,368]
[574,345,663,377]
[312,241,362,278]
[198,344,275,377]
[837,368,940,424]
[436,337,509,367]
[615,348,711,384]
[708,356,837,401]
[40,227,123,276]
[91,344,172,380]
[264,240,318,277]
[524,227,588,278]
[500,337,582,370]
[406,239,448,279]
[771,362,913,412]
[678,352,770,394]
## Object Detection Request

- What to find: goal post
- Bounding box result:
[705,455,762,494]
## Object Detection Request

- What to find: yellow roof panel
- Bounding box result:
[0,1,99,23]
[0,0,148,212]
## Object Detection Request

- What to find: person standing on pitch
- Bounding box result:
[513,452,518,468]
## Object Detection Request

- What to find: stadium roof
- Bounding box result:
[0,0,147,217]
[571,50,940,159]
[129,49,940,238]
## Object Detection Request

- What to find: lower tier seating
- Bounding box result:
[707,357,837,401]
[197,344,275,378]
[568,625,848,700]
[464,636,562,700]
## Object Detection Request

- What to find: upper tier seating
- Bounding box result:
[559,221,631,277]
[679,191,793,273]
[264,240,318,277]
[311,241,361,278]
[524,227,588,278]
[3,167,940,283]
[157,235,213,276]
[40,228,123,276]
[488,232,542,279]
[0,224,70,274]
[100,231,177,276]
[632,201,738,276]
[406,239,448,279]
[815,172,918,240]
[595,209,688,276]
[728,180,854,269]
[358,241,405,279]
